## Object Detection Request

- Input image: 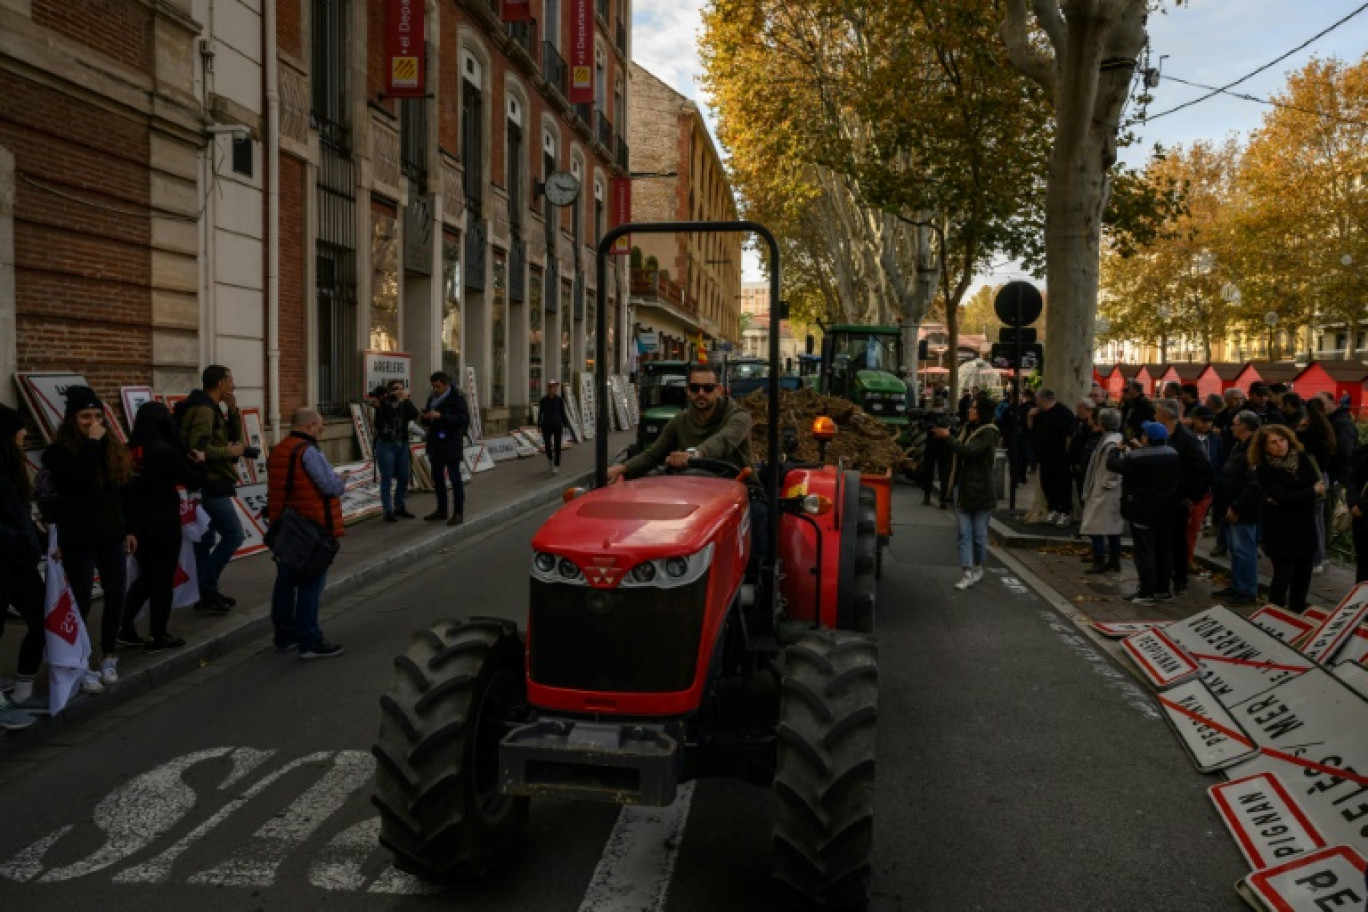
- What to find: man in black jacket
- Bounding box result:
[537,379,567,474]
[1029,388,1076,526]
[1107,422,1183,605]
[371,380,421,522]
[1248,382,1282,426]
[421,371,471,526]
[1156,398,1213,594]
[1210,411,1261,605]
[1319,391,1357,486]
[1120,380,1156,444]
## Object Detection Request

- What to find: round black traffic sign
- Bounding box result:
[994,281,1043,327]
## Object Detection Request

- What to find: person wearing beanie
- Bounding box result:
[1106,419,1182,606]
[537,379,566,475]
[0,404,45,726]
[42,386,135,693]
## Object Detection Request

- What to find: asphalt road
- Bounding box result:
[0,484,1248,911]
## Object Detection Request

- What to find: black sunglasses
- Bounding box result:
[688,383,717,394]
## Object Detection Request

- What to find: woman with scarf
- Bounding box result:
[934,397,1000,591]
[1249,424,1324,613]
[42,386,135,691]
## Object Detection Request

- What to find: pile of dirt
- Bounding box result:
[736,388,911,474]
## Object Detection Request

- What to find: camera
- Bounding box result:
[242,446,261,460]
[927,412,960,432]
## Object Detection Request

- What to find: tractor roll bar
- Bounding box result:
[595,220,782,591]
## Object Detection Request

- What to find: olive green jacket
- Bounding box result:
[179,392,242,490]
[622,397,754,479]
[945,422,1000,511]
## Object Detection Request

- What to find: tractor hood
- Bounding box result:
[856,369,907,394]
[532,476,750,567]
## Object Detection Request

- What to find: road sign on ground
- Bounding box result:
[1209,772,1327,870]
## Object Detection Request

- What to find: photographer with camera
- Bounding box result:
[918,406,956,508]
[371,380,420,522]
[176,365,257,613]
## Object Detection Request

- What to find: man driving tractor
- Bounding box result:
[608,364,755,481]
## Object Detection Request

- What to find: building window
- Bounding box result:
[401,91,428,187]
[543,130,558,250]
[529,268,544,403]
[370,207,400,350]
[507,98,523,234]
[316,127,358,414]
[594,177,605,244]
[311,0,349,145]
[545,0,560,52]
[442,234,462,378]
[586,297,596,370]
[614,75,625,144]
[571,157,583,252]
[462,57,483,214]
[492,257,507,407]
[231,135,254,176]
[595,45,606,110]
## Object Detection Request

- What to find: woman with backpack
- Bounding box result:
[0,404,45,727]
[42,387,135,692]
[120,402,206,653]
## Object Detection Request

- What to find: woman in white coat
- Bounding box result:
[1080,408,1126,573]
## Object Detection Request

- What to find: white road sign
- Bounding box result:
[1163,607,1314,707]
[1091,621,1165,639]
[1238,845,1366,912]
[1249,606,1318,645]
[1209,772,1327,870]
[1157,678,1260,772]
[1301,583,1368,666]
[1121,626,1199,689]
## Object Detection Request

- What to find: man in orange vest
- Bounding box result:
[266,408,345,659]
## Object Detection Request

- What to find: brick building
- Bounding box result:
[627,62,740,364]
[0,0,204,412]
[1,0,632,453]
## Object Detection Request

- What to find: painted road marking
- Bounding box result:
[577,781,696,912]
[1036,610,1160,720]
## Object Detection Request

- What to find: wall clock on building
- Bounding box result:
[543,170,580,207]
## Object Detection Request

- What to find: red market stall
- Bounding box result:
[1160,362,1205,392]
[1140,364,1167,395]
[1198,363,1245,398]
[1292,360,1368,416]
[1115,363,1144,400]
[1235,361,1301,391]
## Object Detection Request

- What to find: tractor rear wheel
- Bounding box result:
[773,630,879,911]
[372,617,528,881]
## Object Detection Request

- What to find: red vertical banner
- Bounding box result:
[569,0,594,104]
[385,0,426,98]
[501,0,532,21]
[610,177,631,255]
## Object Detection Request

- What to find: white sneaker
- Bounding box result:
[970,567,984,584]
[954,569,976,591]
[552,466,559,475]
[82,671,105,695]
[1313,562,1326,574]
[1045,512,1059,524]
[100,656,119,686]
[1055,514,1070,527]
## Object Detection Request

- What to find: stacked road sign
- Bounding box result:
[1114,589,1368,910]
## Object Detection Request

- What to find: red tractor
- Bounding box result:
[372,222,882,910]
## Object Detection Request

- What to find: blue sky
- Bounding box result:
[631,0,1368,284]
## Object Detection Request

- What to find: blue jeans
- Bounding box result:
[196,495,245,593]
[1228,521,1260,600]
[956,509,991,567]
[271,561,327,650]
[375,439,410,514]
[1091,534,1121,564]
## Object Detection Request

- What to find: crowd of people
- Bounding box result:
[0,364,485,731]
[930,376,1365,610]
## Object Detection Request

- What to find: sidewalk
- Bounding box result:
[0,431,635,751]
[988,475,1357,624]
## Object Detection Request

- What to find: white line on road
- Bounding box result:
[577,781,696,912]
[309,817,443,895]
[30,747,237,883]
[188,750,373,886]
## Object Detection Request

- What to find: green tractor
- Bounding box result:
[816,324,924,478]
[633,359,690,452]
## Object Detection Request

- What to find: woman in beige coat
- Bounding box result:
[1080,408,1125,573]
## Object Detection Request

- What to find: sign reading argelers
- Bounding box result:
[385,0,425,98]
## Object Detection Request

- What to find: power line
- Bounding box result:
[1144,0,1368,121]
[1159,74,1368,127]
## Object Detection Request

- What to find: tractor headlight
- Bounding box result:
[534,551,557,573]
[621,544,715,589]
[558,557,582,580]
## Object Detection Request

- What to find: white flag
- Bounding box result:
[43,526,92,715]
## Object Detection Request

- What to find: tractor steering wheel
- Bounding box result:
[663,456,751,482]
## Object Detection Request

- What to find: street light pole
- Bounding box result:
[1265,310,1279,360]
[1157,305,1171,363]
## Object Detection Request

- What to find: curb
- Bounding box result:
[0,470,594,758]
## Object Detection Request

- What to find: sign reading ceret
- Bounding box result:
[364,350,413,395]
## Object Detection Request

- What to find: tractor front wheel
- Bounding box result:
[773,630,879,911]
[372,617,528,881]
